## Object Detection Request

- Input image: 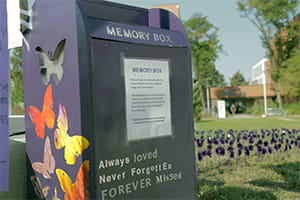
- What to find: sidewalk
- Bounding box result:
[225,114,260,119]
[224,114,300,120]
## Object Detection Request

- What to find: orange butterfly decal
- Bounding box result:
[56,160,90,200]
[54,103,89,165]
[32,136,55,179]
[27,84,55,139]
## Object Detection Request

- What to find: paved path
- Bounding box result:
[219,114,300,120]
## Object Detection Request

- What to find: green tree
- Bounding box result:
[193,78,202,121]
[281,49,300,101]
[237,0,300,108]
[229,70,249,86]
[184,13,225,114]
[10,47,24,110]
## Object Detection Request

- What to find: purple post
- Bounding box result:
[0,0,10,192]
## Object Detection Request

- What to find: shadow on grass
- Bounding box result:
[198,178,225,188]
[269,161,300,191]
[248,178,284,189]
[198,120,216,123]
[198,184,277,200]
[248,161,300,192]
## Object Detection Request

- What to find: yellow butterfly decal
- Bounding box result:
[54,103,89,165]
[52,188,61,200]
[56,160,90,200]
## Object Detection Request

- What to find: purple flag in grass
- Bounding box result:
[0,0,9,192]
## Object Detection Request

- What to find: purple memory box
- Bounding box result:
[23,1,195,199]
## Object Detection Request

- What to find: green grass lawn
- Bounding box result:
[195,116,300,200]
[195,116,300,131]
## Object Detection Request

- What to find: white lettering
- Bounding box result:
[132,180,139,190]
[98,157,130,169]
[140,178,145,189]
[118,185,125,195]
[107,160,114,167]
[125,183,132,194]
[144,32,150,40]
[130,162,172,177]
[123,29,132,38]
[153,33,159,41]
[106,26,172,43]
[138,31,145,40]
[156,171,182,184]
[101,178,152,200]
[106,26,116,36]
[109,188,117,198]
[159,34,166,42]
[134,148,158,162]
[131,30,139,39]
[99,172,126,184]
[98,161,105,169]
[107,27,150,40]
[153,33,172,43]
[166,35,172,43]
[101,189,108,200]
[116,27,123,37]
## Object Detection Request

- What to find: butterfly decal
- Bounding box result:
[54,103,89,165]
[52,188,61,200]
[43,186,51,198]
[36,39,66,85]
[56,160,90,200]
[27,84,55,139]
[30,175,50,199]
[32,136,56,179]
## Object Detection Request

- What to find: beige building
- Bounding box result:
[209,84,284,114]
[209,58,286,114]
[152,4,180,18]
[210,85,278,100]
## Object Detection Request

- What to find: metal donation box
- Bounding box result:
[23,0,196,199]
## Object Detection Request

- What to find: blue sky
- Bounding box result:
[109,0,266,82]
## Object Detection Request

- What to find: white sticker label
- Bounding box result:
[124,58,172,141]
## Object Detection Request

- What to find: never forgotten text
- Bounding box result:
[98,148,183,200]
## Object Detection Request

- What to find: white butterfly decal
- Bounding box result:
[32,136,55,179]
[36,39,66,85]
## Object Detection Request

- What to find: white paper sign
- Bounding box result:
[124,58,172,141]
[218,100,226,119]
